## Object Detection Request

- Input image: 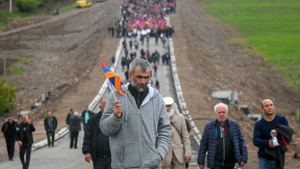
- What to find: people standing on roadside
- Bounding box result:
[82,97,111,169]
[111,56,115,65]
[155,79,160,91]
[100,59,171,168]
[107,27,111,36]
[253,99,292,169]
[111,27,115,37]
[17,114,35,169]
[165,53,170,65]
[185,118,193,169]
[70,112,82,149]
[198,103,247,169]
[1,116,19,161]
[134,39,139,50]
[154,62,158,77]
[161,98,191,169]
[66,108,74,138]
[129,39,133,50]
[66,108,73,125]
[44,111,57,147]
[81,107,93,131]
[121,55,126,72]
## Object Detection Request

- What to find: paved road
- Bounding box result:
[0,129,90,169]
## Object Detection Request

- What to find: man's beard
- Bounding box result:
[167,108,175,118]
[131,79,148,92]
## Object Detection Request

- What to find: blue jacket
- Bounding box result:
[197,119,248,168]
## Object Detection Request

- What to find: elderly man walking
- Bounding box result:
[198,103,247,169]
[44,111,57,147]
[100,59,171,169]
[162,97,191,169]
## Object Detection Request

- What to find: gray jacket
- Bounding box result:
[100,84,171,169]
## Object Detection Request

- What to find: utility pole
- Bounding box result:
[3,51,6,78]
[9,0,12,14]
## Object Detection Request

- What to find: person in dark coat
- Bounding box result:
[44,111,58,147]
[70,112,82,149]
[198,103,247,169]
[265,124,293,169]
[81,107,93,131]
[82,97,111,169]
[253,99,290,169]
[17,114,35,169]
[1,116,19,161]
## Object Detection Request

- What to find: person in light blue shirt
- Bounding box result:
[81,107,93,131]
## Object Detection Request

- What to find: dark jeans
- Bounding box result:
[93,157,111,169]
[19,143,32,169]
[5,137,15,159]
[70,131,79,148]
[46,131,55,147]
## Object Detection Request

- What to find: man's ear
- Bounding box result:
[128,71,132,80]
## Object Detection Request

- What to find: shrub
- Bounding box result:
[9,66,24,75]
[15,0,41,11]
[0,78,18,115]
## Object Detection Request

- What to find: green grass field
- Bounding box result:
[201,0,300,91]
[0,11,39,30]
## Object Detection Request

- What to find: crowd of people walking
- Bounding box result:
[0,0,295,169]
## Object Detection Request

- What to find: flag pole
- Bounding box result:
[108,80,118,101]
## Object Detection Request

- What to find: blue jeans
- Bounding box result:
[259,158,284,169]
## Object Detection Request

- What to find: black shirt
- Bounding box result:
[96,113,111,156]
[128,84,149,109]
[22,123,28,144]
[7,123,15,138]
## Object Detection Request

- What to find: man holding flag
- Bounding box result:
[100,59,171,168]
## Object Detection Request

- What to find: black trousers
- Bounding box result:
[5,137,15,159]
[93,157,111,169]
[19,143,32,169]
[46,131,55,147]
[213,162,235,169]
[70,131,79,148]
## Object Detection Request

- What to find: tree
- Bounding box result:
[15,0,40,11]
[0,78,18,115]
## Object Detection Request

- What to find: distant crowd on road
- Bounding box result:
[107,0,175,40]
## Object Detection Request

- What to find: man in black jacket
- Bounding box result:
[44,111,58,147]
[1,116,19,161]
[17,114,35,169]
[82,97,111,169]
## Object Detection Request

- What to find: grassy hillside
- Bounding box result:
[201,0,300,91]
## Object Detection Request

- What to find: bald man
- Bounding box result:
[44,111,57,147]
[82,97,111,169]
[253,99,289,169]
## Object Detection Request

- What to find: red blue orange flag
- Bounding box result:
[101,62,123,96]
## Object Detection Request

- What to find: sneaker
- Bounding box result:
[9,158,13,161]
